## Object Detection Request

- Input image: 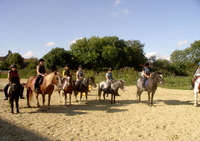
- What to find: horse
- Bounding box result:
[58,76,74,105]
[8,77,22,113]
[26,72,62,109]
[136,72,164,107]
[194,77,200,106]
[98,80,126,104]
[74,77,97,103]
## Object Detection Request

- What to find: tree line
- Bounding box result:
[0,36,199,77]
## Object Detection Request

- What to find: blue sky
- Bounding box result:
[1,0,200,60]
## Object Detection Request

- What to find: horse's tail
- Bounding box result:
[136,78,141,98]
[26,76,35,103]
[26,88,33,101]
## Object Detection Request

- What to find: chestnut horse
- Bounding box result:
[26,72,62,109]
[58,76,74,105]
[194,77,200,106]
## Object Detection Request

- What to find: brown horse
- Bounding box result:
[74,77,96,103]
[26,72,62,109]
[58,76,74,105]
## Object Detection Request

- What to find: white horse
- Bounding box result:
[194,77,200,106]
[98,80,126,104]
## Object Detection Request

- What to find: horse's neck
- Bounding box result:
[43,74,54,86]
[112,81,120,91]
[82,78,89,86]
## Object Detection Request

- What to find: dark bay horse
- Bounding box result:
[26,72,62,109]
[194,77,200,106]
[8,77,21,113]
[98,80,126,104]
[58,76,74,105]
[74,77,96,103]
[136,72,164,107]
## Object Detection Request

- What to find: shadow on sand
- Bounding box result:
[0,118,51,141]
[29,99,138,116]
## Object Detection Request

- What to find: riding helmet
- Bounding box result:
[39,58,45,62]
[10,64,17,68]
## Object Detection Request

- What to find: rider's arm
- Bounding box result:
[142,70,150,78]
[7,71,10,82]
[62,70,66,78]
[76,71,79,80]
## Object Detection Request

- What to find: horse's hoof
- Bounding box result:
[194,104,198,107]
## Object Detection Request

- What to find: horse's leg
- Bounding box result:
[98,89,102,101]
[36,94,40,107]
[139,93,141,103]
[111,94,113,104]
[16,97,19,113]
[10,99,14,114]
[47,94,51,109]
[148,92,151,106]
[74,91,78,102]
[64,93,67,105]
[103,92,106,100]
[69,93,72,105]
[194,91,198,107]
[85,92,88,104]
[27,89,31,107]
[58,90,61,103]
[79,92,83,103]
[150,91,155,107]
[114,94,116,104]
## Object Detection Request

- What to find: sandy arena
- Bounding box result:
[0,78,200,141]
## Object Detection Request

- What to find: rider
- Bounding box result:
[3,64,25,100]
[141,62,152,90]
[192,61,200,88]
[106,68,120,96]
[62,64,72,78]
[75,65,84,90]
[35,58,46,93]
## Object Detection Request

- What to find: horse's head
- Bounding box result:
[157,72,164,84]
[112,80,126,91]
[51,72,62,88]
[88,77,97,88]
[119,80,126,91]
[10,83,19,92]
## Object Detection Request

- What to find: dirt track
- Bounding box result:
[0,78,200,141]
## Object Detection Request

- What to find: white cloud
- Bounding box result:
[177,40,188,47]
[114,0,120,5]
[121,9,129,14]
[46,42,56,47]
[23,51,35,58]
[145,52,170,60]
[109,9,129,17]
[70,37,83,45]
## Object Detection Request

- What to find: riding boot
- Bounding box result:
[115,91,120,96]
[19,84,25,99]
[3,84,9,100]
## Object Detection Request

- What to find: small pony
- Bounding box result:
[8,78,22,114]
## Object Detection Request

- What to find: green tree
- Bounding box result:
[6,53,24,68]
[43,47,72,71]
[125,40,147,70]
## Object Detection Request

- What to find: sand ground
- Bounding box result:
[0,78,200,141]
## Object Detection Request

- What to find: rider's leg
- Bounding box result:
[3,83,9,100]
